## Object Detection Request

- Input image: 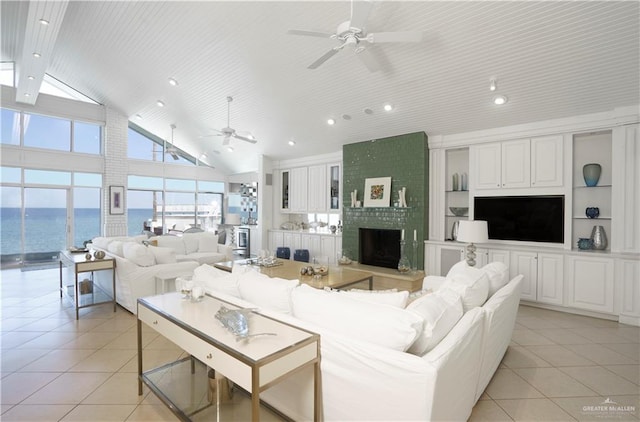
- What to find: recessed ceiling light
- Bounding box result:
[383,104,393,111]
[227,146,234,152]
[364,108,373,115]
[135,114,143,120]
[489,79,497,91]
[156,100,165,107]
[168,77,178,86]
[493,95,508,105]
[39,18,49,25]
[32,52,41,58]
[327,118,336,125]
[24,93,31,97]
[288,140,296,146]
[27,75,35,80]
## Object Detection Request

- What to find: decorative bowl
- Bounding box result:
[94,250,106,260]
[449,207,469,217]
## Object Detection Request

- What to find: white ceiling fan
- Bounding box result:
[204,96,258,146]
[287,0,424,71]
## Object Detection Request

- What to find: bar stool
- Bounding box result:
[293,249,310,263]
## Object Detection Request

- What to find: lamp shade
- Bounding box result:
[226,214,241,225]
[457,220,488,243]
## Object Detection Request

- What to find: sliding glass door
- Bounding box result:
[24,187,68,262]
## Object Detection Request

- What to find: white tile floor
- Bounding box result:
[1,267,639,421]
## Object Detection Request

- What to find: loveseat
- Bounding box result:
[186,260,523,421]
[91,233,232,313]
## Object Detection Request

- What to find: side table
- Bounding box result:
[59,250,116,319]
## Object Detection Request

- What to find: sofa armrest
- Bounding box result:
[217,244,234,261]
[422,275,446,291]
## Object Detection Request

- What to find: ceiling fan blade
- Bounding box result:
[350,0,374,30]
[366,31,424,44]
[287,29,333,38]
[356,47,381,72]
[308,48,341,69]
[170,152,179,160]
[233,134,258,144]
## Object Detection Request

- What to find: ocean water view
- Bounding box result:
[0,208,153,257]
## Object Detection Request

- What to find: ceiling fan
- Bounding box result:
[165,124,179,160]
[204,96,258,146]
[287,0,424,71]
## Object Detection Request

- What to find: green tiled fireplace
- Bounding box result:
[342,132,429,270]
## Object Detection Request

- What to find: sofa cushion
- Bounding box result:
[198,233,220,253]
[341,288,409,308]
[482,262,510,297]
[193,264,241,297]
[122,242,156,267]
[148,246,177,264]
[185,252,226,265]
[406,289,464,355]
[292,284,424,352]
[107,240,125,257]
[156,235,186,255]
[238,271,299,314]
[441,266,489,312]
[91,236,112,250]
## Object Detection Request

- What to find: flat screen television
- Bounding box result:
[359,228,401,269]
[473,195,565,244]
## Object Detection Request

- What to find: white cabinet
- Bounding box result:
[280,169,290,212]
[424,243,465,276]
[328,163,341,211]
[282,232,301,255]
[510,251,563,305]
[531,135,563,187]
[320,235,337,264]
[617,258,640,325]
[307,165,327,212]
[566,255,614,313]
[269,231,284,254]
[290,167,308,213]
[472,136,563,190]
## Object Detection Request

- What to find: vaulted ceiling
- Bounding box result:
[2,1,638,174]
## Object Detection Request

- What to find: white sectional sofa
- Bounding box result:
[91,233,232,313]
[187,260,523,421]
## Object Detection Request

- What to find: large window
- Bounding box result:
[127,124,196,165]
[0,108,102,153]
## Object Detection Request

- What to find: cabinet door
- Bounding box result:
[282,232,300,257]
[439,245,465,276]
[566,255,614,313]
[511,251,538,301]
[472,143,502,189]
[290,167,308,212]
[319,235,336,264]
[502,139,531,188]
[618,259,640,323]
[328,163,341,211]
[475,248,490,268]
[531,135,563,187]
[488,249,510,265]
[536,253,564,305]
[307,165,327,212]
[269,231,284,254]
[280,170,290,212]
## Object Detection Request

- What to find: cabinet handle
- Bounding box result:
[206,353,212,359]
[153,320,158,325]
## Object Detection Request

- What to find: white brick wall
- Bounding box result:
[103,107,128,236]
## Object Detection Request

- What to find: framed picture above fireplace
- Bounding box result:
[364,177,391,207]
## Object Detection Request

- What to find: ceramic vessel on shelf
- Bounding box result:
[585,207,600,219]
[577,238,593,250]
[451,220,460,241]
[590,225,608,250]
[449,207,469,217]
[582,163,602,187]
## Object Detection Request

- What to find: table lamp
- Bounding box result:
[457,220,488,267]
[226,214,241,247]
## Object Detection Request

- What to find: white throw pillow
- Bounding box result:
[341,289,409,308]
[193,264,241,297]
[156,235,186,255]
[182,233,201,254]
[291,284,424,352]
[482,262,510,297]
[198,233,219,253]
[406,288,464,355]
[122,242,156,267]
[446,260,470,278]
[107,240,124,257]
[91,237,111,250]
[148,246,177,264]
[238,272,299,314]
[441,267,489,312]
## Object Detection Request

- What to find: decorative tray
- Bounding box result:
[69,247,89,253]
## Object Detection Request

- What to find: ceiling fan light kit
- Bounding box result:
[205,96,258,146]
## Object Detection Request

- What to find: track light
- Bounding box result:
[489,79,497,91]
